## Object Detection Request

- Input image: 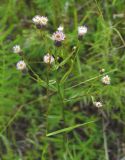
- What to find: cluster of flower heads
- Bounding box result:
[13,45,26,71]
[93,70,111,108]
[32,15,48,29]
[32,15,88,46]
[51,24,66,46]
[32,15,66,46]
[13,15,111,108]
[13,15,111,112]
[13,46,55,72]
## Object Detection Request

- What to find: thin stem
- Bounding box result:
[102,119,109,160]
[55,55,66,152]
[65,69,117,90]
[46,63,51,134]
[58,82,66,152]
[58,84,65,126]
[76,41,84,109]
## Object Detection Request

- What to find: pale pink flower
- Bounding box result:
[16,60,26,70]
[43,53,54,64]
[101,75,110,85]
[52,31,65,42]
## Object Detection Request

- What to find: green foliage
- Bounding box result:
[0,0,125,160]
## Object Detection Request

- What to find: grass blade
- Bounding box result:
[47,120,96,137]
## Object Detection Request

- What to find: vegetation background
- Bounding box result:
[0,0,125,159]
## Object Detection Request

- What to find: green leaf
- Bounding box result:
[60,60,73,84]
[46,120,96,137]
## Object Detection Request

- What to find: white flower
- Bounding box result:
[57,25,64,32]
[13,45,21,54]
[52,31,65,42]
[101,75,110,85]
[94,101,102,108]
[16,60,26,70]
[43,53,54,64]
[78,26,87,36]
[32,15,48,26]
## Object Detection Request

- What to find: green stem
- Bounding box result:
[58,81,66,152]
[46,63,51,134]
[55,55,66,152]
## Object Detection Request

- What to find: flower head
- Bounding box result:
[13,45,21,54]
[32,15,48,28]
[16,60,26,71]
[78,26,87,36]
[57,25,64,32]
[100,68,105,74]
[52,31,65,42]
[43,53,54,64]
[73,46,77,50]
[101,75,110,85]
[94,101,103,108]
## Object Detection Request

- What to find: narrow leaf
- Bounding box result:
[47,120,95,137]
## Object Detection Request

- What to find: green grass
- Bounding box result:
[0,0,125,159]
